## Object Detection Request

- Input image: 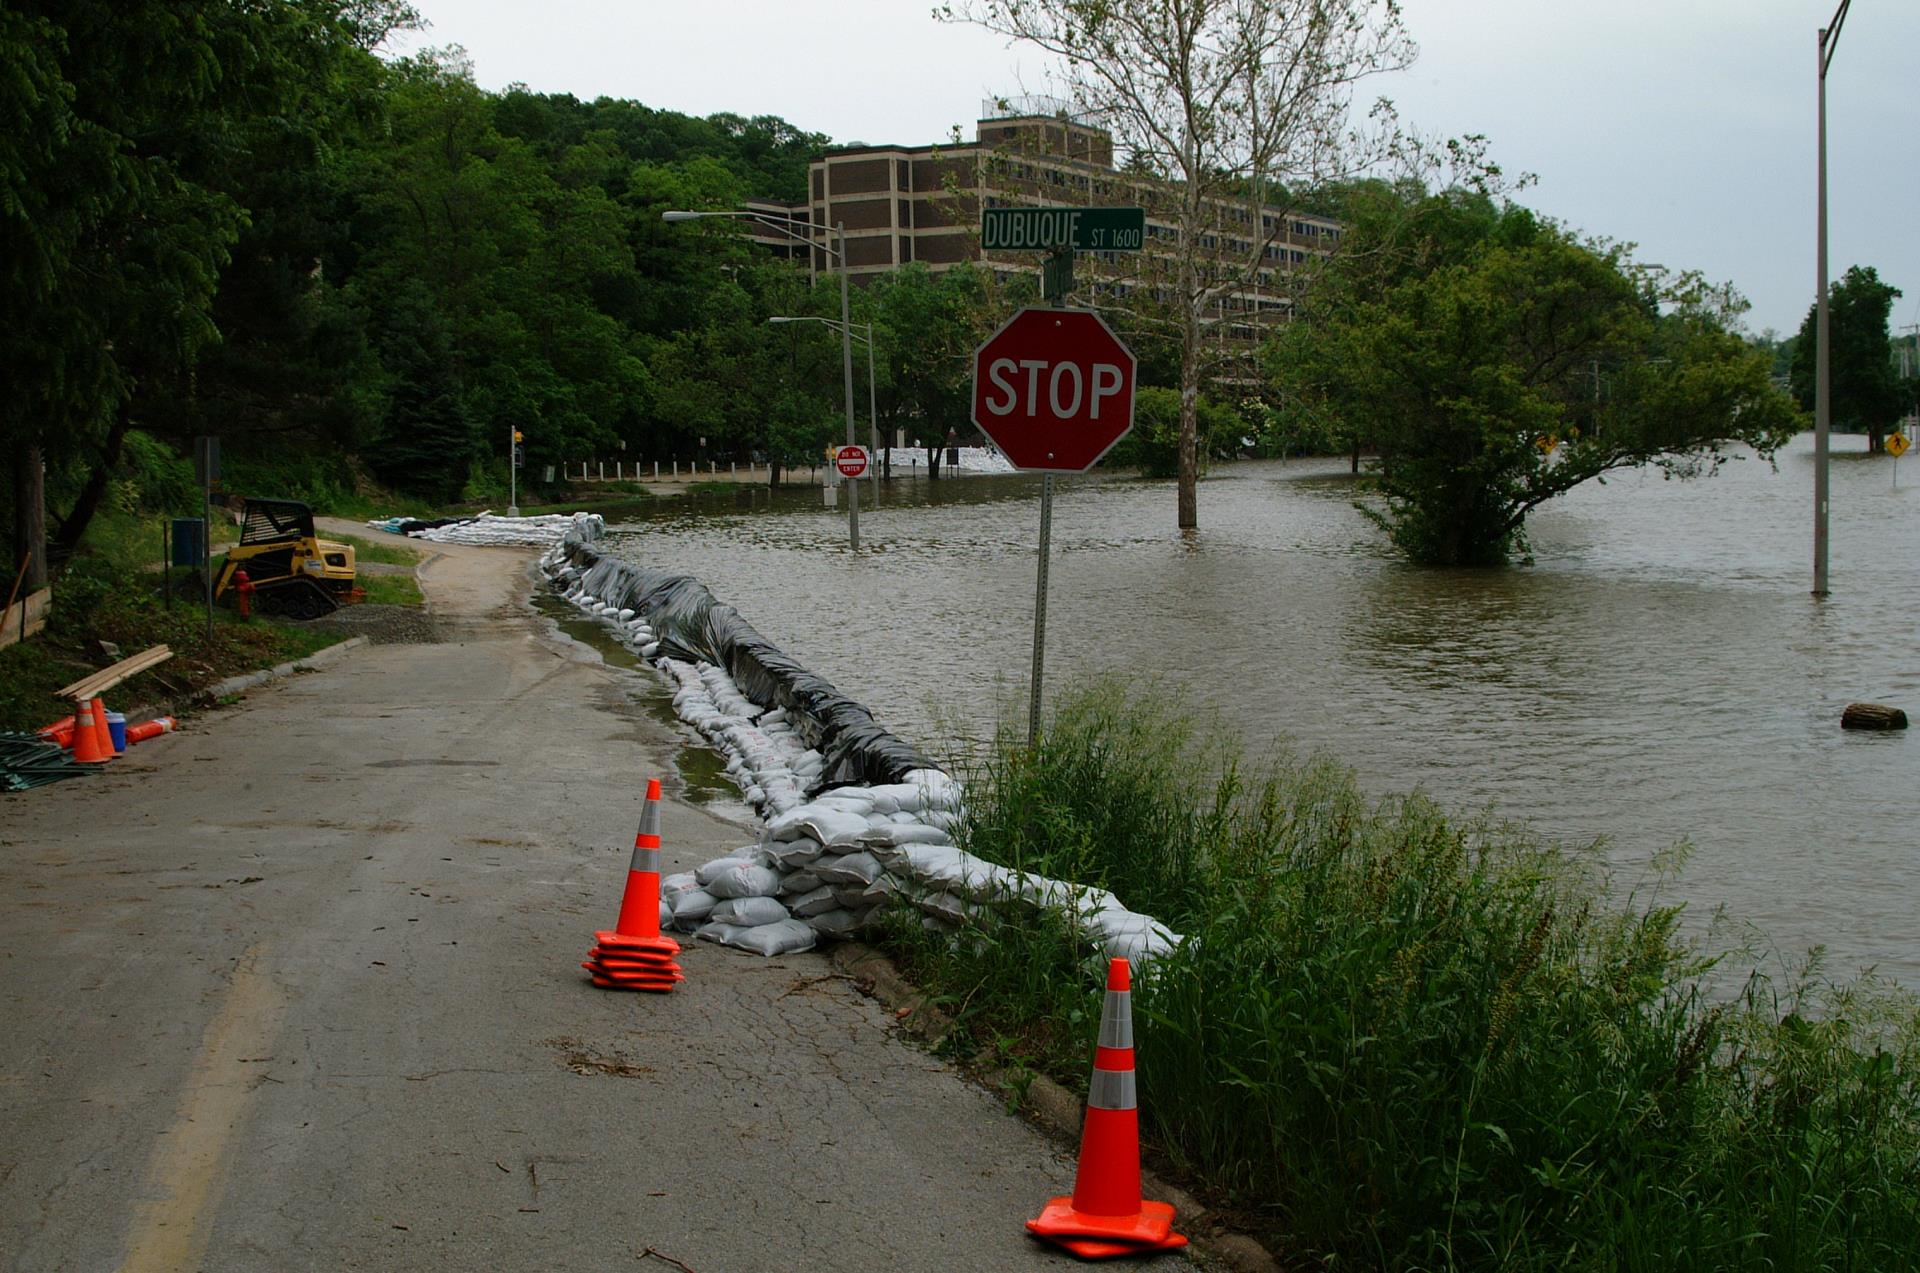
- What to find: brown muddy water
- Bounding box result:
[598,434,1918,983]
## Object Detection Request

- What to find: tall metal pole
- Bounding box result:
[1028,474,1053,747]
[1814,22,1832,596]
[835,221,860,551]
[508,424,519,518]
[1813,0,1849,597]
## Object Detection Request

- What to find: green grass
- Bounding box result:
[883,680,1920,1271]
[0,507,348,732]
[356,574,423,607]
[326,532,425,566]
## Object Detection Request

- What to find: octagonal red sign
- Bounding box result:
[970,307,1136,473]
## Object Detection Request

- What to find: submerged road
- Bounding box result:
[0,529,1155,1271]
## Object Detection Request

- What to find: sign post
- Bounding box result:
[970,306,1137,744]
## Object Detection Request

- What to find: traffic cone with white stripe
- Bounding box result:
[582,779,683,992]
[70,700,111,765]
[1025,957,1188,1259]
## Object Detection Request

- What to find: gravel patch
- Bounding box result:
[307,603,438,645]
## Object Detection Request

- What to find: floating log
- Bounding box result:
[1841,703,1909,731]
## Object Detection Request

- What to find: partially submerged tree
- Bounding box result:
[1275,211,1800,565]
[1789,265,1905,453]
[939,0,1413,528]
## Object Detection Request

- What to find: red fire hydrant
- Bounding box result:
[234,569,254,620]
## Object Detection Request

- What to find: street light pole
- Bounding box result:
[663,208,861,550]
[834,221,859,550]
[1814,0,1851,597]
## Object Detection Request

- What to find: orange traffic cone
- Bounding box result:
[90,698,116,762]
[125,716,177,746]
[70,700,111,764]
[582,779,683,992]
[36,715,76,748]
[1026,958,1188,1259]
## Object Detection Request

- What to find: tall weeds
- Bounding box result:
[884,679,1920,1270]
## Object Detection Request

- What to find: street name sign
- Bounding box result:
[971,308,1137,473]
[980,206,1146,252]
[834,445,870,478]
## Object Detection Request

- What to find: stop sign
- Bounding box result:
[971,307,1136,472]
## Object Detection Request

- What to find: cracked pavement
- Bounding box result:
[0,528,1183,1271]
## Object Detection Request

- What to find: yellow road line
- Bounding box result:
[120,947,285,1273]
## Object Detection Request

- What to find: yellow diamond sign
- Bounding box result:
[1889,432,1911,458]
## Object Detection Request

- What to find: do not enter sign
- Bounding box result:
[834,445,869,478]
[971,308,1136,472]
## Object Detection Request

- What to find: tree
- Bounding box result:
[940,0,1412,528]
[1789,265,1904,452]
[865,263,991,477]
[1275,218,1800,566]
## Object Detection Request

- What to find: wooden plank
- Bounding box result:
[0,588,51,651]
[58,644,173,700]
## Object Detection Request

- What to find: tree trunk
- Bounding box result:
[11,444,47,591]
[926,444,941,480]
[51,420,129,565]
[1351,439,1361,474]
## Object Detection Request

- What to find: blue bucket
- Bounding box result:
[106,711,127,754]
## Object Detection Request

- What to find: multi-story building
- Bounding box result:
[761,99,1344,343]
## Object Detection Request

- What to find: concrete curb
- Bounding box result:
[201,636,368,702]
[828,942,1287,1273]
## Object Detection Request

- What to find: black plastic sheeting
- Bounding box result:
[550,528,939,794]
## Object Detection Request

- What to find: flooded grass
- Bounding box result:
[881,679,1920,1271]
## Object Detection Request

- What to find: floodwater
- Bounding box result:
[601,434,1918,983]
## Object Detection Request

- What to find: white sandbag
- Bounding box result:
[834,879,894,909]
[786,885,840,918]
[694,854,755,885]
[812,850,883,887]
[912,891,972,925]
[710,895,791,926]
[805,907,871,938]
[660,899,676,931]
[699,918,817,956]
[778,869,824,896]
[705,863,784,899]
[901,767,964,812]
[671,887,718,926]
[764,836,825,868]
[661,871,700,903]
[811,789,876,817]
[764,803,870,847]
[857,822,953,849]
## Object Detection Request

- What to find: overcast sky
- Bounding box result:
[398,1,1919,338]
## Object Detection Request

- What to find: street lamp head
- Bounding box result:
[661,210,706,222]
[766,317,795,325]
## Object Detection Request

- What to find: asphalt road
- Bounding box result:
[0,530,1185,1272]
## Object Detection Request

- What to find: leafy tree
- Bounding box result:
[1108,387,1241,477]
[1275,217,1800,565]
[940,0,1412,529]
[865,263,991,477]
[1789,265,1905,452]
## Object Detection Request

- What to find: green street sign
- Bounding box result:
[981,206,1146,252]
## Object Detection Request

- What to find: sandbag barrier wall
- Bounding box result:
[539,520,1181,965]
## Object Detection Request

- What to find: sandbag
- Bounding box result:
[786,885,840,918]
[695,852,763,885]
[806,907,871,938]
[710,895,791,926]
[812,850,883,887]
[705,863,784,900]
[778,869,824,896]
[672,887,718,925]
[698,918,818,957]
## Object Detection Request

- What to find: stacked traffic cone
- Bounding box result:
[1026,958,1188,1260]
[581,779,683,992]
[90,699,116,760]
[70,700,112,765]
